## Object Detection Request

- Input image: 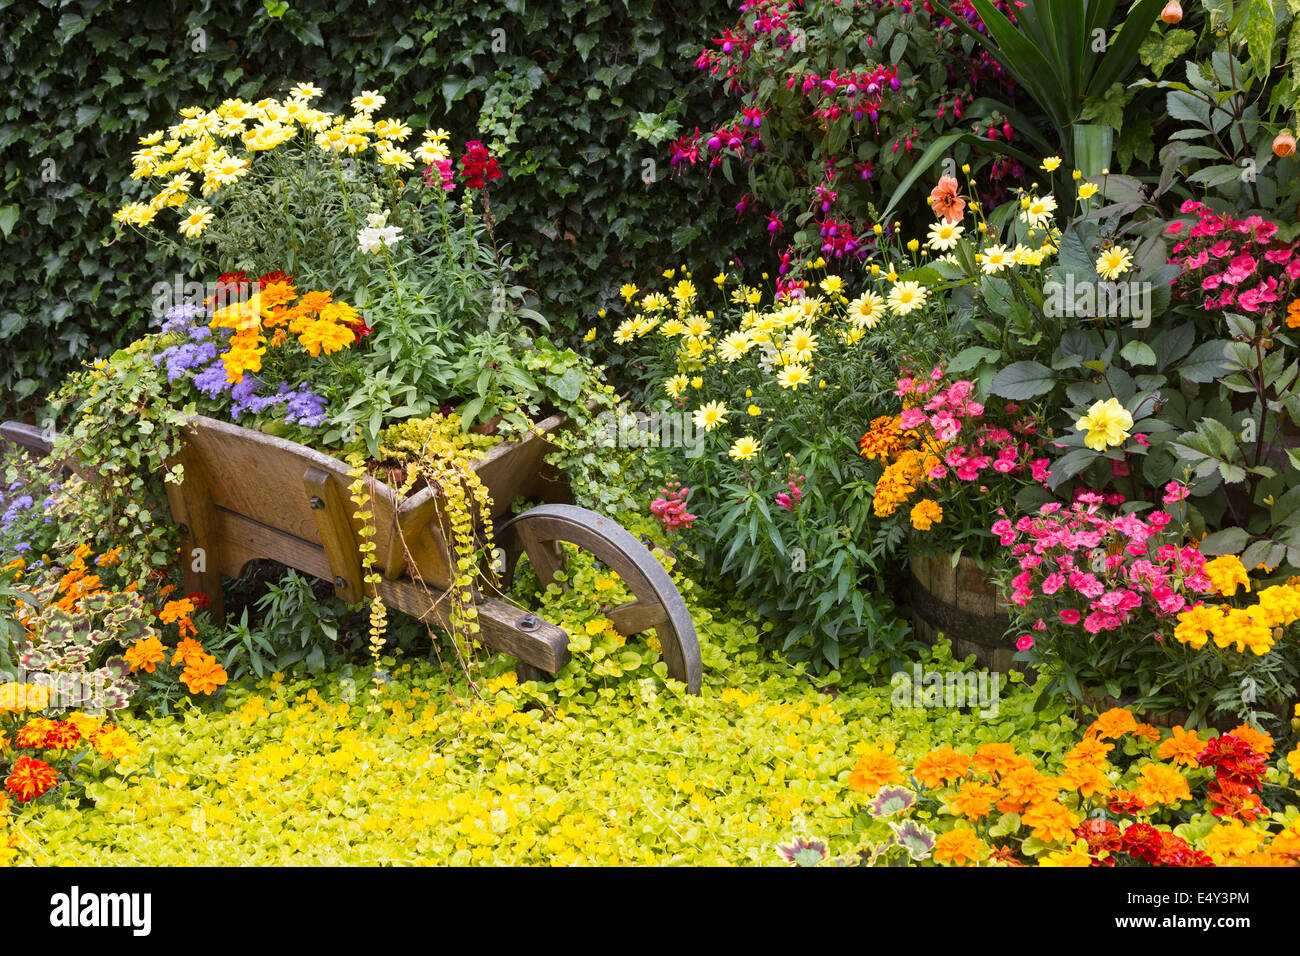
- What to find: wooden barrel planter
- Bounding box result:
[0,415,704,694]
[909,552,1020,673]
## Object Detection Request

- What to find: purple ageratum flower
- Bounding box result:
[158,342,207,382]
[283,389,328,428]
[160,301,208,336]
[194,362,231,399]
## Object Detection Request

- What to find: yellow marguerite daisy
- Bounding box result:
[692,401,729,432]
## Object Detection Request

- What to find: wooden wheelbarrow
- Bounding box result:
[0,415,702,693]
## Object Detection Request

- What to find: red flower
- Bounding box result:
[5,756,59,802]
[1120,823,1164,864]
[1198,735,1267,788]
[258,270,293,287]
[186,591,211,608]
[43,721,81,750]
[459,140,502,190]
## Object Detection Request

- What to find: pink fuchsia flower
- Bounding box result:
[1015,635,1034,651]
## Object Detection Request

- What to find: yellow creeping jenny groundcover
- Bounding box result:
[3,539,1069,866]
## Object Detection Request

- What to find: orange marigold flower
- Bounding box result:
[1132,723,1161,743]
[5,756,59,802]
[1057,762,1111,798]
[913,747,970,788]
[124,635,167,674]
[1156,725,1205,767]
[946,781,1002,821]
[934,827,987,866]
[996,766,1061,814]
[180,653,228,695]
[1134,763,1192,806]
[1022,801,1080,844]
[14,718,56,749]
[1086,708,1138,740]
[858,415,907,462]
[1227,723,1274,756]
[159,598,196,625]
[1287,299,1300,330]
[171,636,206,667]
[972,742,1029,778]
[847,746,902,792]
[1064,736,1114,769]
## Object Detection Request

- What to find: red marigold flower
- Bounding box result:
[5,755,59,802]
[43,721,81,751]
[1198,734,1267,788]
[258,270,293,287]
[1120,822,1165,864]
[1106,789,1148,816]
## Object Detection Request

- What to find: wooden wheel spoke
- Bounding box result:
[606,599,668,635]
[498,504,702,694]
[516,523,565,590]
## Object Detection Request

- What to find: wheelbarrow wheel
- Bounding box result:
[497,503,702,695]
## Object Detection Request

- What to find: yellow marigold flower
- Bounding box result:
[298,320,354,357]
[910,499,943,531]
[1203,555,1251,597]
[934,827,987,866]
[1039,839,1092,867]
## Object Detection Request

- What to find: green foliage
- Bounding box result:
[932,0,1165,152]
[0,0,741,412]
[47,336,193,581]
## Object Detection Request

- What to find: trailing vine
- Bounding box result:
[376,417,501,679]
